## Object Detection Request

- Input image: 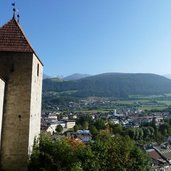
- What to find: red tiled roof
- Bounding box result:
[0,17,35,53]
[147,149,161,160]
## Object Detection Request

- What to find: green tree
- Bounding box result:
[111,124,123,135]
[89,125,98,136]
[94,119,106,130]
[159,123,171,136]
[128,128,136,139]
[137,128,144,140]
[28,134,83,171]
[92,133,149,171]
[82,121,89,130]
[55,125,63,134]
[74,125,79,132]
[76,144,97,171]
[28,133,150,171]
[77,115,92,126]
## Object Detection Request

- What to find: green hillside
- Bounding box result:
[43,73,171,98]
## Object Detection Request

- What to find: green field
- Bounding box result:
[157,100,171,106]
[110,94,171,110]
[139,106,167,111]
[113,99,151,104]
[43,92,171,112]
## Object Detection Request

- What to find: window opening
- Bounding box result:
[37,63,39,76]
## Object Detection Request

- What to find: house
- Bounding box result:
[76,130,92,143]
[146,148,171,171]
[45,120,76,135]
[65,130,92,143]
[147,148,166,164]
[159,148,171,164]
[65,120,76,129]
[48,113,58,121]
[46,121,65,135]
[110,119,119,124]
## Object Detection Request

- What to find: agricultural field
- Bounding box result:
[111,95,171,111]
[43,93,171,113]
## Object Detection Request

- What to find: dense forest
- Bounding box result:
[43,73,171,98]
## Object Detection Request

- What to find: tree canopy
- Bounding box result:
[28,133,149,171]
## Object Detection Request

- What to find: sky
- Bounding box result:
[1,1,171,77]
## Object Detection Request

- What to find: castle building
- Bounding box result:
[0,16,43,170]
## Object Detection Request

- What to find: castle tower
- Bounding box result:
[0,17,43,170]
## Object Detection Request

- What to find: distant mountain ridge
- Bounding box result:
[43,73,171,98]
[164,74,171,80]
[64,73,91,81]
[43,74,51,79]
[43,73,90,81]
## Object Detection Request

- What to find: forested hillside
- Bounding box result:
[43,73,171,98]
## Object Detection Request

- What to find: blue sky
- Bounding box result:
[1,1,171,77]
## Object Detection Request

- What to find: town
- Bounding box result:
[41,96,171,171]
[1,1,171,171]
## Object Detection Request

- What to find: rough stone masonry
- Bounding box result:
[0,17,43,170]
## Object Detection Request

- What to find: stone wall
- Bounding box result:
[0,52,43,171]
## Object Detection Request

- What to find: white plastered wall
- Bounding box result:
[28,54,43,154]
[0,78,5,148]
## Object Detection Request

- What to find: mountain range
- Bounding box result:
[43,73,90,81]
[43,73,171,98]
[63,73,91,81]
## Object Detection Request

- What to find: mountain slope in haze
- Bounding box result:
[164,74,171,80]
[64,73,91,81]
[43,73,171,98]
[43,74,51,79]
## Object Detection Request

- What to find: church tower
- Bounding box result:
[0,16,43,170]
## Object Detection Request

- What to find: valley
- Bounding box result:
[42,73,171,113]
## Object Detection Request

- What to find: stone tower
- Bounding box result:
[0,17,43,170]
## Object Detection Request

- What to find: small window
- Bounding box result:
[37,63,39,76]
[18,115,21,121]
